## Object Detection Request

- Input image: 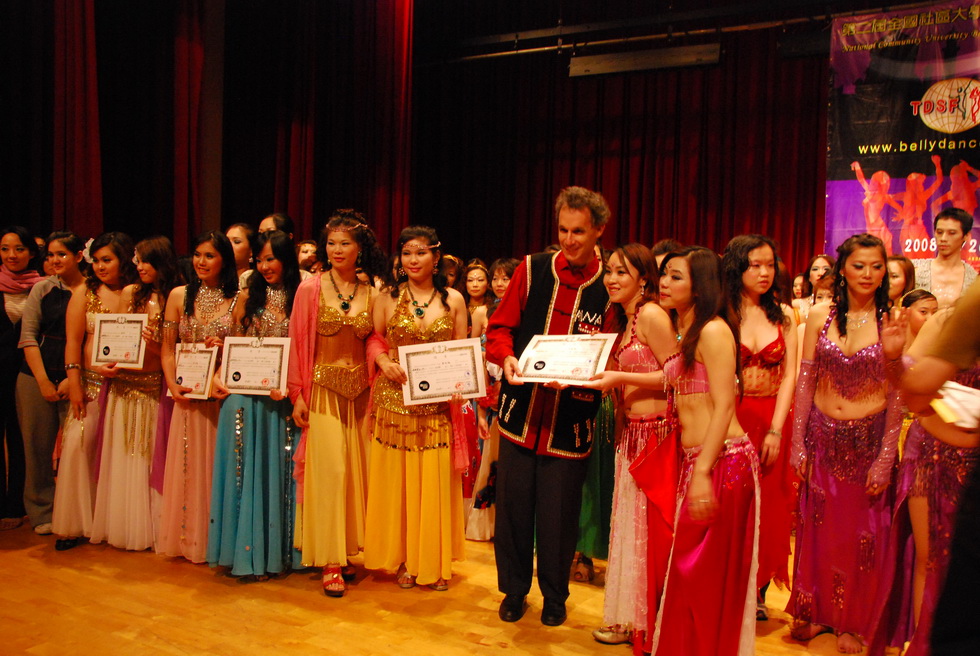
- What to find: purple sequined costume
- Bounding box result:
[786,309,901,638]
[868,364,980,656]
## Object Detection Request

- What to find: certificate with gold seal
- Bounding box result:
[91,313,149,369]
[399,337,486,406]
[516,333,617,385]
[220,337,290,396]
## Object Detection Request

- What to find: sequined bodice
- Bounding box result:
[740,330,786,397]
[179,293,238,343]
[317,304,372,339]
[386,291,454,360]
[614,316,661,374]
[814,308,885,402]
[244,308,289,338]
[373,291,454,416]
[663,352,710,395]
[85,288,112,334]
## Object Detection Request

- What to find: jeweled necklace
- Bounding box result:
[846,305,875,330]
[407,284,438,318]
[196,284,225,322]
[329,270,359,313]
[266,285,286,317]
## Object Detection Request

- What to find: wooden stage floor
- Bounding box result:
[0,524,847,655]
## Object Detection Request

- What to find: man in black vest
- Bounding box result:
[486,186,610,626]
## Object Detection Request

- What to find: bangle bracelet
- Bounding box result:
[65,363,81,371]
[766,428,781,437]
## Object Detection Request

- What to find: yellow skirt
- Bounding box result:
[363,407,465,585]
[295,386,369,567]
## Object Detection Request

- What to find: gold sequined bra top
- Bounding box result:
[85,288,112,335]
[373,290,454,416]
[310,297,374,403]
[386,289,454,357]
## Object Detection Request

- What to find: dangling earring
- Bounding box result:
[398,267,406,278]
[838,277,846,287]
[356,252,362,266]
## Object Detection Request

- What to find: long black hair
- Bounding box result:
[132,236,182,314]
[390,225,450,307]
[184,230,238,315]
[607,243,659,334]
[661,246,739,376]
[242,230,301,332]
[722,234,787,327]
[831,233,890,340]
[85,232,139,291]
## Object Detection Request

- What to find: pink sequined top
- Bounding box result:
[614,315,662,374]
[663,352,709,395]
[815,308,885,402]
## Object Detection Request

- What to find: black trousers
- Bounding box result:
[931,460,980,655]
[0,363,25,519]
[493,437,589,602]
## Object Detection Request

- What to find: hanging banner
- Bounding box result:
[826,1,980,269]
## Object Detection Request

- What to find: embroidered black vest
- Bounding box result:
[497,252,609,458]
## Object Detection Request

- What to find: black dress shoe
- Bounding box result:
[55,537,80,551]
[498,594,528,622]
[541,598,567,626]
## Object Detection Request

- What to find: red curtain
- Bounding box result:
[413,29,827,274]
[367,0,414,248]
[52,0,103,237]
[173,0,204,254]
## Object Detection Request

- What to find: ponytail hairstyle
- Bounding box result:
[831,233,890,340]
[85,232,138,292]
[390,225,449,307]
[242,230,301,332]
[133,236,182,313]
[184,230,238,315]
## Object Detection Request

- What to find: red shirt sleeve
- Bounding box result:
[485,258,528,366]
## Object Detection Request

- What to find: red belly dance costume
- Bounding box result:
[601,315,678,652]
[651,354,760,656]
[787,308,901,639]
[868,363,980,656]
[736,330,796,589]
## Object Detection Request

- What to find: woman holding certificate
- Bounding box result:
[364,225,468,592]
[583,244,678,651]
[89,236,181,551]
[649,246,759,656]
[288,211,387,597]
[56,232,139,550]
[159,231,239,563]
[208,230,302,580]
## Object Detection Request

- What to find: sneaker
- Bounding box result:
[33,523,53,535]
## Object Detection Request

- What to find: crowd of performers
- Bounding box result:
[1,189,978,655]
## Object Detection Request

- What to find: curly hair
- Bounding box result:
[607,243,659,334]
[554,186,611,228]
[318,209,388,285]
[132,236,182,314]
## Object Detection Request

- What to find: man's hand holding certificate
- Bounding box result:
[515,333,617,385]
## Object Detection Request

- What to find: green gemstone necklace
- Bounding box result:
[328,270,359,313]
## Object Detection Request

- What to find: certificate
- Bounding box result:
[516,333,618,385]
[220,337,291,396]
[399,337,486,406]
[91,313,149,369]
[171,345,218,400]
